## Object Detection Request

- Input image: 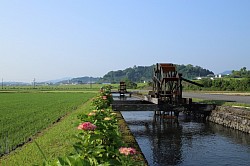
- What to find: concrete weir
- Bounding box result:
[111,93,216,119]
[112,100,158,111]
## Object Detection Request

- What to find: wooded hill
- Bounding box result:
[99,64,214,83]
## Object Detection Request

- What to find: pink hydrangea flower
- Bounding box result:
[102,96,107,100]
[77,122,97,131]
[119,147,136,155]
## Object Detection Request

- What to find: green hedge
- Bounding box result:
[184,78,250,91]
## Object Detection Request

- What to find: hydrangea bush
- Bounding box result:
[44,85,144,166]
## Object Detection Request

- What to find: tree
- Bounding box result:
[122,78,137,89]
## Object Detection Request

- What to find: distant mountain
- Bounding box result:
[58,76,100,84]
[218,70,232,75]
[3,77,100,85]
[45,77,72,84]
[3,82,31,86]
[3,64,214,85]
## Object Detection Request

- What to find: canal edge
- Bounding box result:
[116,111,149,166]
[208,106,250,134]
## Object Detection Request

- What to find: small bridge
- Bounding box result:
[111,63,216,119]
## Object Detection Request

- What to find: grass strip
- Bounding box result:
[0,95,95,166]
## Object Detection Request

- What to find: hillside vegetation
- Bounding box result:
[99,64,213,83]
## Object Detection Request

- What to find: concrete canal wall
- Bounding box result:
[208,106,250,134]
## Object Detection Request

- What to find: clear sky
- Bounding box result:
[1,0,250,82]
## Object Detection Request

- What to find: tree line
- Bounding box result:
[184,78,250,91]
[184,67,250,91]
[228,67,250,78]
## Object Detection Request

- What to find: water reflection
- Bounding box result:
[121,111,250,166]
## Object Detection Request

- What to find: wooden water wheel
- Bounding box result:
[152,63,182,105]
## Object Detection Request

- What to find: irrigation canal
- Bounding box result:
[114,95,250,166]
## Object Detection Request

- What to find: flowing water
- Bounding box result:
[121,111,250,166]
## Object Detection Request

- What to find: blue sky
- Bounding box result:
[1,0,250,82]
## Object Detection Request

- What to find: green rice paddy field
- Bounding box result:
[0,91,96,160]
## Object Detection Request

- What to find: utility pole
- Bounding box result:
[89,76,92,88]
[2,78,3,89]
[33,78,36,89]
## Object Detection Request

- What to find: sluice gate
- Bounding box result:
[111,63,216,119]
